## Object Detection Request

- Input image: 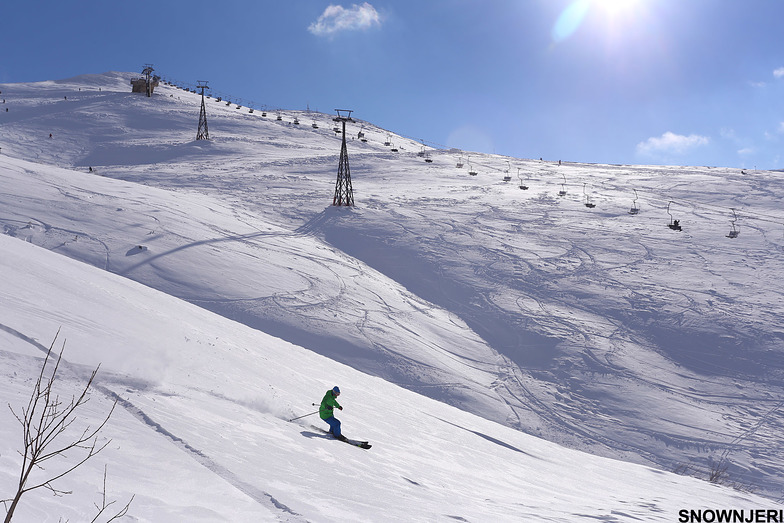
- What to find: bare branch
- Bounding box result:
[3,332,125,523]
[89,466,134,523]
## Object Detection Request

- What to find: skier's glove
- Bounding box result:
[338,406,343,410]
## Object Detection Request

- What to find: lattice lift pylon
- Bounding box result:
[332,109,354,206]
[196,81,210,141]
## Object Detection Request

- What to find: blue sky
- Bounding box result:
[3,0,783,169]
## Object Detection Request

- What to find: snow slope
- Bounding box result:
[0,233,772,522]
[1,71,783,511]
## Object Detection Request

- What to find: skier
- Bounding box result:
[319,386,345,441]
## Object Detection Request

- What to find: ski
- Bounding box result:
[311,426,371,449]
[343,438,372,450]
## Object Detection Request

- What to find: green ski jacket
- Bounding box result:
[319,390,342,420]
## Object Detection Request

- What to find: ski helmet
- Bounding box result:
[332,386,341,395]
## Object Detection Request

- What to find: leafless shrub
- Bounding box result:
[2,331,130,522]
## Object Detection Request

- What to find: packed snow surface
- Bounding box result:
[1,72,782,521]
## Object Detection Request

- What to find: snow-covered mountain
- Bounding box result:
[1,71,782,520]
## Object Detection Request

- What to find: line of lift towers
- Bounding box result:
[194,81,353,207]
[191,85,742,239]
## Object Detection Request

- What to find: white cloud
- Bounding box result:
[636,132,710,156]
[719,127,736,140]
[774,67,784,78]
[737,147,755,156]
[308,2,381,37]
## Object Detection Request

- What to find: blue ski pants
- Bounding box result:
[323,416,341,437]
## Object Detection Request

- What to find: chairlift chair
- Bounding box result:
[628,189,640,214]
[249,108,254,113]
[424,152,432,163]
[468,163,477,176]
[277,113,283,121]
[667,201,682,231]
[384,134,391,146]
[456,156,464,168]
[312,120,319,129]
[391,144,399,152]
[558,174,567,196]
[418,146,426,157]
[293,117,300,125]
[583,183,596,208]
[726,208,740,238]
[517,169,529,190]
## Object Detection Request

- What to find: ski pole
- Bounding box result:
[289,406,319,422]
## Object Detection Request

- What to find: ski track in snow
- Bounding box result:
[2,72,784,500]
[0,321,306,521]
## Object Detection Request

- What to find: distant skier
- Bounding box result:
[319,386,345,441]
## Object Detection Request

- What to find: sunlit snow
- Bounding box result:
[1,72,782,521]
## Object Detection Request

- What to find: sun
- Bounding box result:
[591,0,644,17]
[551,0,647,43]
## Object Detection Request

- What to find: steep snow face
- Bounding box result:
[2,72,784,499]
[0,222,775,522]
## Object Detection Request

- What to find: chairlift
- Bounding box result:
[503,161,512,181]
[249,108,254,113]
[583,183,596,208]
[261,111,267,117]
[424,151,432,163]
[357,128,364,138]
[312,120,319,129]
[418,146,426,157]
[558,173,567,197]
[384,134,391,146]
[216,97,222,102]
[236,104,242,109]
[628,189,640,214]
[391,144,399,152]
[518,168,529,190]
[456,156,464,168]
[503,163,512,181]
[277,113,283,121]
[293,117,300,125]
[726,208,740,238]
[468,162,477,176]
[226,101,232,106]
[667,201,682,231]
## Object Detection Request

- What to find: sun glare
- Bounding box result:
[592,0,643,17]
[552,0,645,43]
